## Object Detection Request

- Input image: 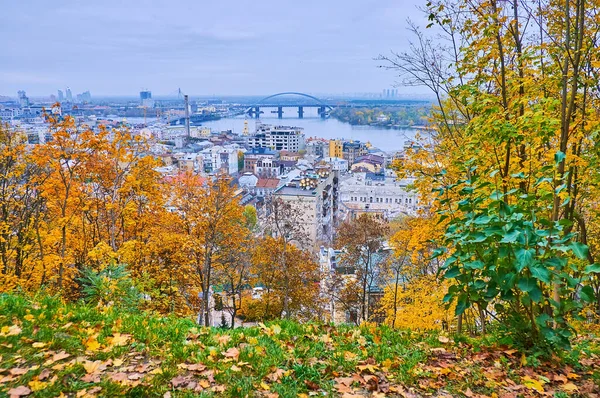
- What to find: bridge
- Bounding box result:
[244,92,334,119]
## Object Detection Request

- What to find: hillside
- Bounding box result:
[0,295,599,398]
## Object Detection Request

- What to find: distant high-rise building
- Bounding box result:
[66,87,73,102]
[17,90,29,107]
[140,90,152,101]
[57,90,64,102]
[76,91,92,103]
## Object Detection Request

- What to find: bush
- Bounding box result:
[79,264,141,311]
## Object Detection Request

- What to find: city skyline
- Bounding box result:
[1,0,429,97]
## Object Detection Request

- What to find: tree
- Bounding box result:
[379,0,600,348]
[33,114,104,292]
[214,206,257,327]
[262,196,310,318]
[336,214,389,323]
[248,236,321,321]
[0,123,45,291]
[172,173,246,326]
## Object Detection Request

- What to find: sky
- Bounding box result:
[1,0,430,97]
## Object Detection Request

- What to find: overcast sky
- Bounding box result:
[1,0,429,97]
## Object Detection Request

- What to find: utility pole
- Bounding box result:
[184,94,191,140]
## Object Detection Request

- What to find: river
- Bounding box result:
[202,115,421,153]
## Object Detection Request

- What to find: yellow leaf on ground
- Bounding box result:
[28,380,48,392]
[107,333,130,347]
[522,376,545,393]
[32,342,46,348]
[562,383,578,393]
[84,335,100,352]
[83,360,103,374]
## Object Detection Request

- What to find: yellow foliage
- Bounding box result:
[380,275,454,331]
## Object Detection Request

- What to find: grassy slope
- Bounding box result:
[0,294,599,398]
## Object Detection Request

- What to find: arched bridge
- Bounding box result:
[244,92,334,119]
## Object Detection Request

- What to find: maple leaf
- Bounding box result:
[267,368,286,382]
[38,369,51,381]
[83,360,103,374]
[8,385,31,397]
[107,333,130,347]
[217,334,231,345]
[27,380,47,392]
[81,373,101,383]
[52,351,71,362]
[6,325,22,336]
[222,347,240,361]
[83,335,101,352]
[521,376,545,393]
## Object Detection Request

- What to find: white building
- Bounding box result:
[339,172,419,219]
[247,124,305,152]
[238,172,258,189]
[200,145,239,175]
[322,157,349,172]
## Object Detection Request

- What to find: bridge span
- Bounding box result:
[244,92,334,119]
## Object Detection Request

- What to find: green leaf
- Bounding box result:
[455,295,469,315]
[515,248,534,272]
[444,267,460,279]
[554,151,565,165]
[530,265,551,284]
[529,286,542,303]
[500,230,520,243]
[464,260,484,270]
[518,277,537,293]
[584,264,600,274]
[570,242,589,260]
[579,285,595,303]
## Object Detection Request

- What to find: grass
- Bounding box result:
[0,294,599,397]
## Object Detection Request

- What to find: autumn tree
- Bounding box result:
[172,173,247,326]
[336,214,389,323]
[380,0,600,347]
[0,123,46,291]
[214,205,257,327]
[262,196,310,319]
[248,235,321,321]
[33,114,105,292]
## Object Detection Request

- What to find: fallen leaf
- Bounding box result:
[53,351,70,362]
[32,342,46,348]
[27,380,47,392]
[223,347,240,361]
[7,385,31,397]
[522,376,545,393]
[84,335,100,352]
[217,334,231,345]
[10,368,29,376]
[562,383,578,393]
[38,369,51,381]
[438,335,450,344]
[304,379,319,390]
[108,333,130,347]
[83,360,103,374]
[81,373,101,383]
